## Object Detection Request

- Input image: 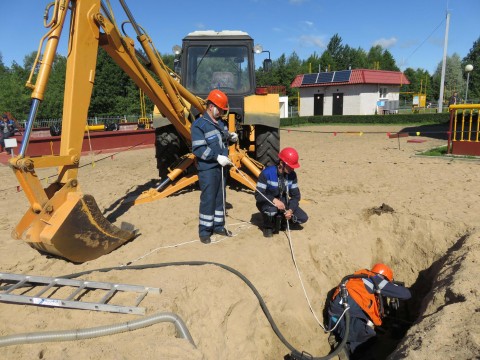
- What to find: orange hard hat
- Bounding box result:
[278,147,300,168]
[371,263,394,281]
[207,89,229,110]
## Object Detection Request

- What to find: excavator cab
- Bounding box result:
[154,31,280,177]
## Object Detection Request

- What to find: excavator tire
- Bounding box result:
[155,125,189,179]
[255,125,280,167]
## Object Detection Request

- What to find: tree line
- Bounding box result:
[1,33,478,121]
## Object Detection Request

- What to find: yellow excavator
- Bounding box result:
[10,0,280,263]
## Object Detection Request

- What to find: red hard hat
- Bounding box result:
[207,89,229,110]
[371,263,394,281]
[278,147,300,168]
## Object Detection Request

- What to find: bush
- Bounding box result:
[280,113,449,127]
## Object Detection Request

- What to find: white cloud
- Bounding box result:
[298,35,326,49]
[289,0,307,4]
[373,37,397,49]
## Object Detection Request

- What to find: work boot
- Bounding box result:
[214,228,233,237]
[262,213,275,238]
[263,227,273,238]
[273,214,283,234]
[199,235,211,244]
[289,222,303,230]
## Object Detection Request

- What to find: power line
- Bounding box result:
[404,18,445,68]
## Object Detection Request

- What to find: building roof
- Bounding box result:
[290,69,410,88]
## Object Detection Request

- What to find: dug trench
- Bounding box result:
[303,202,479,360]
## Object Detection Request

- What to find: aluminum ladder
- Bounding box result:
[0,272,161,315]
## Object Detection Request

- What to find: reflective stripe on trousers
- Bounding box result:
[198,167,227,237]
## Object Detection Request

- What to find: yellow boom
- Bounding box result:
[10,0,267,262]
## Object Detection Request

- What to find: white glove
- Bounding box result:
[217,154,231,167]
[229,132,238,143]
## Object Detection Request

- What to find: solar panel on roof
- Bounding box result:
[301,73,318,85]
[332,70,351,83]
[316,72,334,83]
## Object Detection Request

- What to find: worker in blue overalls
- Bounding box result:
[255,147,308,237]
[191,90,238,244]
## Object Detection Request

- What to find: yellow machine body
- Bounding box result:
[11,0,277,262]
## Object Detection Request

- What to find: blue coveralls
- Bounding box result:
[191,112,230,238]
[329,275,411,355]
[255,165,308,227]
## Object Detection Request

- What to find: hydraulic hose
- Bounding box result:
[0,311,195,348]
[55,260,350,359]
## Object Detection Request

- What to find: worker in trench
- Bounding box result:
[254,147,308,237]
[327,263,412,359]
[191,89,238,244]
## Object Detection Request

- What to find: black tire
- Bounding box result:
[155,125,189,179]
[50,124,61,136]
[106,123,119,131]
[255,125,280,167]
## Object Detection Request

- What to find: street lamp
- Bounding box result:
[253,44,272,72]
[465,64,473,103]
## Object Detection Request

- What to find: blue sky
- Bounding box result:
[1,0,478,74]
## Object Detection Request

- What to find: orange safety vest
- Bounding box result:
[332,269,383,326]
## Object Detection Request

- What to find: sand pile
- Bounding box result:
[0,125,478,359]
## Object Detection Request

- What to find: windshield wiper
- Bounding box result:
[193,45,212,76]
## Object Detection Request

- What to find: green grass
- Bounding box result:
[418,145,479,160]
[418,145,448,157]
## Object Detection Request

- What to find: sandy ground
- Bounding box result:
[0,125,479,359]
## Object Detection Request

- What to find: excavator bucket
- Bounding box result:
[16,192,135,263]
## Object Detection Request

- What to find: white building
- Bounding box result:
[291,69,410,116]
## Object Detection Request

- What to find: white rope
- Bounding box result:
[119,223,253,267]
[284,222,326,330]
[221,166,230,233]
[85,125,95,167]
[230,161,328,330]
[126,159,330,331]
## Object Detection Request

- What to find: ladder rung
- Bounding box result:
[99,287,117,304]
[4,278,29,294]
[34,280,57,297]
[0,273,161,315]
[134,291,148,307]
[65,283,86,301]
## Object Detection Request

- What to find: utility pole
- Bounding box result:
[438,11,450,113]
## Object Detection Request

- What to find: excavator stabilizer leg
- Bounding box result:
[22,193,135,263]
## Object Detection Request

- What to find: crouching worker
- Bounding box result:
[328,263,411,359]
[255,147,308,237]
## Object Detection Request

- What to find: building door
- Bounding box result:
[314,94,324,115]
[332,93,344,115]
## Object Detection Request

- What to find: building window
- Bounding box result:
[379,87,388,98]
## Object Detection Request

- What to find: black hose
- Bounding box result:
[57,260,350,359]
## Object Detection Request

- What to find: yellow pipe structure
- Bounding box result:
[85,124,105,131]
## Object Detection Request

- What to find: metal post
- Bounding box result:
[438,11,450,113]
[465,72,470,103]
[465,64,473,103]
